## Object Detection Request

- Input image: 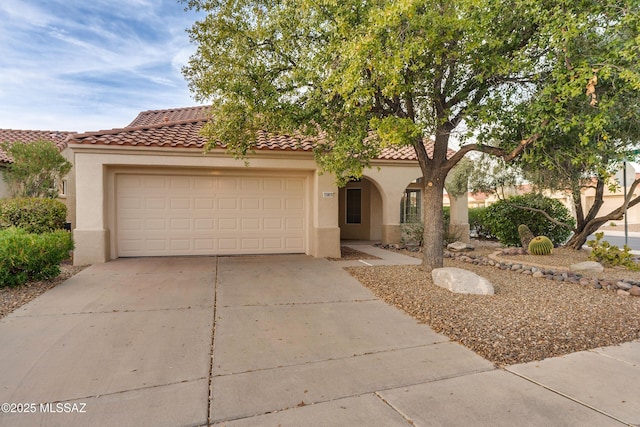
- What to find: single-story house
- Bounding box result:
[69,106,469,266]
[0,129,77,228]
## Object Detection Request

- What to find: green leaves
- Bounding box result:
[1,140,72,199]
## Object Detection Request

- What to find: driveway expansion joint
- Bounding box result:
[504,368,629,425]
[207,256,219,426]
[6,305,214,318]
[373,391,416,425]
[212,342,474,378]
[222,298,379,309]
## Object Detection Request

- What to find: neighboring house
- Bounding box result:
[0,129,77,228]
[69,106,467,265]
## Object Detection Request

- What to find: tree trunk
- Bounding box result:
[565,220,609,249]
[421,179,445,272]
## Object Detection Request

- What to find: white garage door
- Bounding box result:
[116,174,306,257]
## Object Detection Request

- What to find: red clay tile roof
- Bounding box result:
[71,106,453,161]
[127,106,211,127]
[0,129,74,163]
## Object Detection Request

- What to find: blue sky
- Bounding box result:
[0,0,204,133]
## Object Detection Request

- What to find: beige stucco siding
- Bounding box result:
[71,147,342,264]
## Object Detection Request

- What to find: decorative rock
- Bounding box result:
[617,289,630,296]
[511,264,522,271]
[630,286,640,296]
[593,283,603,289]
[570,261,604,273]
[447,241,475,252]
[579,278,591,286]
[616,281,632,291]
[432,268,494,295]
[532,271,544,278]
[522,270,532,275]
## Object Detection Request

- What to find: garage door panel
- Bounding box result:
[116,174,306,257]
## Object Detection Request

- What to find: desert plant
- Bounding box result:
[401,217,424,246]
[0,227,74,287]
[0,198,67,234]
[483,194,574,246]
[518,224,535,250]
[528,236,553,255]
[586,232,639,270]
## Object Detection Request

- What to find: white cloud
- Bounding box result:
[0,0,204,132]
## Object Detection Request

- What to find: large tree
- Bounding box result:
[183,0,637,270]
[489,2,640,249]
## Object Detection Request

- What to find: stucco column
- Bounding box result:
[312,171,341,258]
[73,154,109,265]
[449,192,470,243]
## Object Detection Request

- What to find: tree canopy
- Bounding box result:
[183,0,640,270]
[1,140,72,199]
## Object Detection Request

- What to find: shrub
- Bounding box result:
[0,198,67,233]
[469,207,494,239]
[587,232,639,270]
[401,218,424,246]
[0,228,74,287]
[483,194,574,246]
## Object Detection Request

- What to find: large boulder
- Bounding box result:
[570,261,604,273]
[432,267,494,295]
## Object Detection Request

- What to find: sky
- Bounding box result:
[0,0,204,133]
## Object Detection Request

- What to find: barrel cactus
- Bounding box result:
[528,236,553,255]
[518,224,535,250]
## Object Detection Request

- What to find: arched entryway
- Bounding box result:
[338,178,383,241]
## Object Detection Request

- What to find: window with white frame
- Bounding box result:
[58,179,68,197]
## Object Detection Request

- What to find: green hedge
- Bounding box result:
[483,194,574,246]
[0,228,74,287]
[0,198,67,233]
[468,207,495,239]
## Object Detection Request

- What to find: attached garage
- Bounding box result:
[115,173,307,257]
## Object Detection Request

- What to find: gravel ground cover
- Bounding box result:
[347,244,640,366]
[0,262,86,319]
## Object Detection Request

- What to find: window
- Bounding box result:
[58,179,68,197]
[400,189,421,223]
[345,188,362,224]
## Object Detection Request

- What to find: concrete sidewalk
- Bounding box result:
[0,252,638,426]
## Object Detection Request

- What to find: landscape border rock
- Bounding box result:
[445,250,640,296]
[374,242,640,296]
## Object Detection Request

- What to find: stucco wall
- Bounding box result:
[71,147,342,264]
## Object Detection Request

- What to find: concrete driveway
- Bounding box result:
[0,254,634,426]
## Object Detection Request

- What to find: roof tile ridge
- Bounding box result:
[71,118,207,140]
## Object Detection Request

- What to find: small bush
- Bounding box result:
[0,198,67,233]
[483,194,574,246]
[0,227,74,287]
[401,218,424,246]
[587,232,639,270]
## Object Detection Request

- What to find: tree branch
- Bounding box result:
[504,202,576,231]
